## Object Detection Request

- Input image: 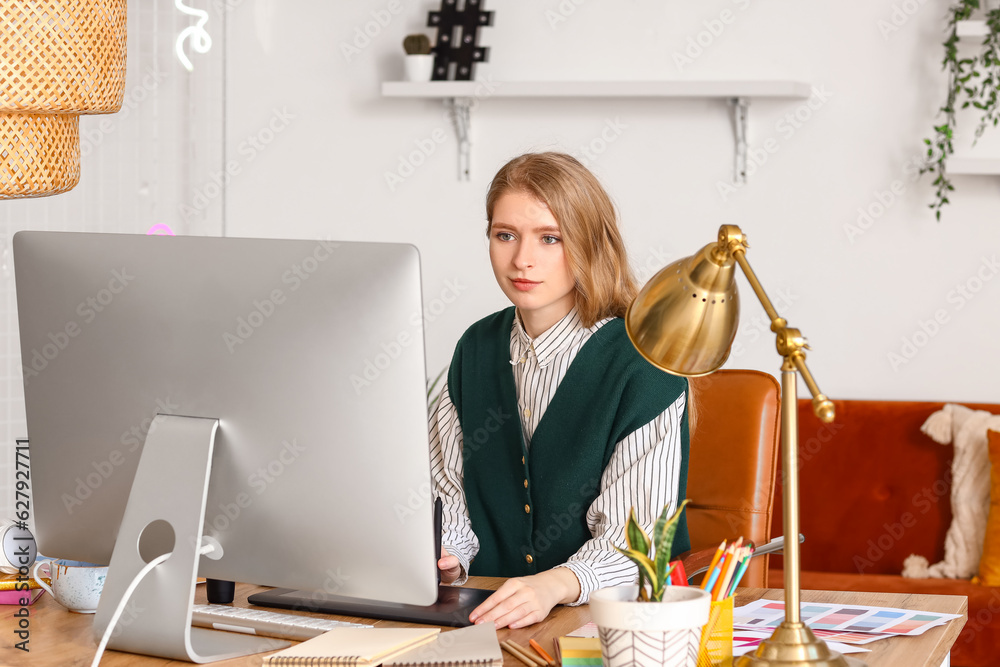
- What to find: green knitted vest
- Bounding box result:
[448,307,690,577]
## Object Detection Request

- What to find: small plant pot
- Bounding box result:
[590,585,712,667]
[404,54,435,82]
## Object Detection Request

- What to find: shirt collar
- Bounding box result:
[511,307,588,368]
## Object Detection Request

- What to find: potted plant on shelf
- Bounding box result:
[921,0,1000,220]
[403,34,434,82]
[589,500,712,667]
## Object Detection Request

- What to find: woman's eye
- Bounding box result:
[496,232,514,242]
[542,235,561,245]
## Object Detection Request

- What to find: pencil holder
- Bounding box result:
[696,596,733,667]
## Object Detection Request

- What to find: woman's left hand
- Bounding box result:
[468,568,581,629]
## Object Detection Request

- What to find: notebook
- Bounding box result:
[263,627,440,666]
[383,623,502,667]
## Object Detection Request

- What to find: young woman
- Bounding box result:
[428,152,690,629]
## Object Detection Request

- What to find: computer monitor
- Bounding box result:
[13,231,440,661]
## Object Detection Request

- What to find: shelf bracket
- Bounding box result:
[728,97,749,185]
[445,97,473,181]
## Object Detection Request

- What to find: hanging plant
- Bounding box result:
[921,0,1000,220]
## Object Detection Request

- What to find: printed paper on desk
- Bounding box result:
[732,630,870,657]
[733,600,962,637]
[566,621,599,638]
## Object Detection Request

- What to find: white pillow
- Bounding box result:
[902,403,1000,579]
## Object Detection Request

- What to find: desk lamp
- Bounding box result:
[626,225,849,667]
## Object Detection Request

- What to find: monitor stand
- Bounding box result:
[94,415,290,663]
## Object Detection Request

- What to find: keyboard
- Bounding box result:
[191,604,372,641]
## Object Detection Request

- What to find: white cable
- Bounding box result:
[90,552,170,667]
[90,543,215,667]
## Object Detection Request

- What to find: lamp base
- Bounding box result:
[735,622,855,667]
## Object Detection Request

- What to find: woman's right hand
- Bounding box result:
[438,549,462,584]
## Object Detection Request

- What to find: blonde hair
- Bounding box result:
[485,152,637,327]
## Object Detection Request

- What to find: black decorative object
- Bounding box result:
[428,0,493,81]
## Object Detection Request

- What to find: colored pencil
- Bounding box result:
[699,540,727,590]
[726,546,754,597]
[509,640,547,667]
[710,546,735,600]
[529,638,557,666]
[670,559,688,586]
[502,640,546,667]
[716,547,742,600]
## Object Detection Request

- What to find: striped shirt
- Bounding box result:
[428,307,685,605]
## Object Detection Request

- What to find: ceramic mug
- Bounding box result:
[32,559,108,613]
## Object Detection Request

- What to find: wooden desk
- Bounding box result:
[2,581,966,667]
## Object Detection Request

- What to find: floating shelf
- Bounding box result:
[950,156,1000,175]
[948,25,999,175]
[956,20,988,38]
[381,80,813,181]
[382,80,813,99]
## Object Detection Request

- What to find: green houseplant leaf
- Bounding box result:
[653,499,690,588]
[617,499,689,602]
[614,546,658,597]
[651,562,677,602]
[920,0,1000,220]
[624,507,651,555]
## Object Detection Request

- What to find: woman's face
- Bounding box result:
[489,190,577,332]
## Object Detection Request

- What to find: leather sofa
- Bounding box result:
[767,399,1000,667]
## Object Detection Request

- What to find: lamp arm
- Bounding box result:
[721,229,847,665]
[730,247,835,424]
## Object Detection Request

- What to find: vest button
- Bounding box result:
[523,479,528,488]
[523,407,531,419]
[524,504,531,514]
[521,456,525,465]
[525,554,533,564]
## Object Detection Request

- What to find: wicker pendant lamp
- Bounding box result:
[1,0,127,199]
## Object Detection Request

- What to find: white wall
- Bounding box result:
[225,0,1000,403]
[1,0,997,534]
[0,0,225,519]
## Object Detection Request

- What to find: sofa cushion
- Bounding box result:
[903,405,1000,579]
[976,430,1000,586]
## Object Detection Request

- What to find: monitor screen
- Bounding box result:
[14,231,438,608]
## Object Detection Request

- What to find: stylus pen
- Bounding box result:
[434,496,443,585]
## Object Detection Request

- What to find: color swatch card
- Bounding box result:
[810,629,894,645]
[733,600,962,637]
[731,630,869,656]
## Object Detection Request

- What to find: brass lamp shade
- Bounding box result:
[626,242,740,377]
[627,224,846,667]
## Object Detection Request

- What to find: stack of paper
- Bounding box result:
[557,636,603,666]
[731,599,964,656]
